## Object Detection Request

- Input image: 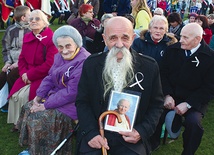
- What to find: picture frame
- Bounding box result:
[104,91,140,132]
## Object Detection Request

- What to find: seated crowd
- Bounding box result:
[1,1,214,155]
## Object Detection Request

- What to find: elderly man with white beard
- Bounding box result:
[75,16,164,155]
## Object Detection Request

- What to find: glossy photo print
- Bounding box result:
[105,91,140,132]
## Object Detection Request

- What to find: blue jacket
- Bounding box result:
[103,0,131,16]
[209,35,214,50]
[132,30,177,65]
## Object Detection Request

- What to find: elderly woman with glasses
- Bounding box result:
[7,10,58,131]
[70,4,100,51]
[17,25,90,155]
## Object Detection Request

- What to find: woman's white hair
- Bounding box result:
[30,9,49,26]
[149,15,168,32]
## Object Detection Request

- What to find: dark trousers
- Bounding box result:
[78,145,139,155]
[150,109,204,155]
[0,67,19,92]
[49,11,61,24]
[181,110,204,155]
[77,131,147,155]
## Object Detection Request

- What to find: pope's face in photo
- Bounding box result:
[118,100,130,115]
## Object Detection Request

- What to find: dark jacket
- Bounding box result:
[168,23,185,41]
[103,0,131,16]
[209,23,214,35]
[76,49,164,154]
[209,3,214,14]
[132,30,177,65]
[160,40,214,114]
[86,27,105,54]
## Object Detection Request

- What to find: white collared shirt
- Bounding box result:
[187,43,201,56]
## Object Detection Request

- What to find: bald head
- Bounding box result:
[102,16,135,50]
[182,23,203,38]
[180,23,203,50]
[104,16,134,35]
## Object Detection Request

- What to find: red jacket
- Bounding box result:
[107,112,131,129]
[8,27,58,100]
[203,28,212,44]
[158,1,167,10]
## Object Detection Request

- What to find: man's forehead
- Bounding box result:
[181,27,190,35]
[108,33,130,37]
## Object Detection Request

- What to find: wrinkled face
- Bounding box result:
[180,28,198,50]
[103,21,135,62]
[118,100,130,115]
[149,20,167,42]
[83,9,94,20]
[195,19,203,26]
[29,13,46,32]
[131,0,138,8]
[189,16,196,23]
[57,37,78,60]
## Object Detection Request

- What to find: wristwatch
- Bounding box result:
[186,103,192,109]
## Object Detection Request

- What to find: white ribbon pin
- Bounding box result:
[129,72,144,90]
[191,56,200,67]
[36,34,47,41]
[65,66,74,77]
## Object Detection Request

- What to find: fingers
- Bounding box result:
[175,109,183,115]
[164,103,171,109]
[30,103,42,113]
[164,101,175,109]
[119,129,141,144]
[164,95,175,109]
[88,136,109,150]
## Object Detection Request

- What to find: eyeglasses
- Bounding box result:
[29,17,41,22]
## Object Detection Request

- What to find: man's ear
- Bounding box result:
[102,33,107,46]
[195,36,202,43]
[132,33,136,42]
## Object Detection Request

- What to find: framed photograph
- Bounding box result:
[104,91,140,132]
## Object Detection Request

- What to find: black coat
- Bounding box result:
[76,49,164,154]
[160,40,214,114]
[86,27,105,54]
[132,30,177,65]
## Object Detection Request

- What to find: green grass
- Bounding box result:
[0,17,214,154]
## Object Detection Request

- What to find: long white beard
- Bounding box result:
[102,46,134,97]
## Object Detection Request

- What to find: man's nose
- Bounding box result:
[115,39,124,48]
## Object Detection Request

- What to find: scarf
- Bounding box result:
[169,24,181,34]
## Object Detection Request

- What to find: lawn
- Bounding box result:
[0,19,214,155]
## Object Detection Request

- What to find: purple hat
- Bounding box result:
[188,13,198,18]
